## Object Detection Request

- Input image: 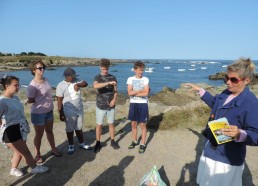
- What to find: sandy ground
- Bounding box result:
[1,120,258,186]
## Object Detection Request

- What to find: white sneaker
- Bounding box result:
[10,168,23,177]
[79,143,93,150]
[31,165,49,174]
[67,145,74,154]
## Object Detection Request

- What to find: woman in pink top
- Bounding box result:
[26,60,61,163]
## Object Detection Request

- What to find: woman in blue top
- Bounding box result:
[185,58,258,186]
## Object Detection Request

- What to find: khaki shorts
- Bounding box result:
[96,107,115,125]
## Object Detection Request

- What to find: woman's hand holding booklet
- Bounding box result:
[208,117,235,145]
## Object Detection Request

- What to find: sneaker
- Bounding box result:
[94,142,102,153]
[67,145,74,154]
[128,141,138,149]
[79,143,93,150]
[10,168,23,177]
[139,144,146,153]
[31,165,49,174]
[111,140,120,149]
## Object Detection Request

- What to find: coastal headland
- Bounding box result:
[0,55,131,72]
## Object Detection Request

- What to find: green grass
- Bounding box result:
[147,105,210,131]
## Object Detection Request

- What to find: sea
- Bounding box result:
[6,59,258,95]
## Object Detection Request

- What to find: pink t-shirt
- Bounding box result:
[26,78,54,114]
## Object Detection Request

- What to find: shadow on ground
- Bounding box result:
[89,156,134,185]
[10,130,96,186]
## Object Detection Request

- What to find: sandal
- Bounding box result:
[51,151,62,157]
[34,155,43,163]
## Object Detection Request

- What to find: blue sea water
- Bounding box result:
[7,59,258,95]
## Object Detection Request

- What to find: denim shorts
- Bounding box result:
[31,110,54,125]
[96,107,115,125]
[128,103,148,123]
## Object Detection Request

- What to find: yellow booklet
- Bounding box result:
[208,117,235,145]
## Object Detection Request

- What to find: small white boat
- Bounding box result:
[221,65,227,68]
[145,67,154,73]
[177,69,186,72]
[201,67,207,70]
[164,66,171,69]
[188,68,196,71]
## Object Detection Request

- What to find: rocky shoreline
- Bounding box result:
[0,55,134,72]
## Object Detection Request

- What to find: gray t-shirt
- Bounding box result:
[56,80,83,112]
[94,74,117,110]
[0,95,30,143]
[0,95,25,125]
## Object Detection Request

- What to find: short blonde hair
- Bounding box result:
[227,58,255,82]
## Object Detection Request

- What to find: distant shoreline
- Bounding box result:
[0,61,135,73]
[0,55,135,73]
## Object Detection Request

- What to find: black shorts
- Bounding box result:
[3,124,22,143]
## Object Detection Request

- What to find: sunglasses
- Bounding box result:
[224,75,243,84]
[36,67,46,71]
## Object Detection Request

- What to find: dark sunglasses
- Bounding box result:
[224,75,243,84]
[36,67,46,71]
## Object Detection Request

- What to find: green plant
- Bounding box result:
[148,105,210,130]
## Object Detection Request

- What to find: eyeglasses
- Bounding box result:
[36,67,45,71]
[224,75,243,84]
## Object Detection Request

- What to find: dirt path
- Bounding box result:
[0,122,258,186]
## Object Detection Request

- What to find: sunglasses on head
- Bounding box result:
[224,75,243,84]
[36,67,45,71]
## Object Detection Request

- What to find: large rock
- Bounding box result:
[209,72,226,80]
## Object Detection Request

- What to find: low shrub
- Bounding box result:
[148,105,210,131]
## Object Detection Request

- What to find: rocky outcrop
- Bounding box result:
[209,72,226,80]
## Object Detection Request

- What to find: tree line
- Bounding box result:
[0,52,46,56]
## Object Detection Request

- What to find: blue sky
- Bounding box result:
[0,0,257,60]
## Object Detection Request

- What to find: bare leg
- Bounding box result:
[140,123,147,145]
[10,148,22,169]
[96,125,102,141]
[45,119,58,153]
[33,125,44,156]
[75,130,84,144]
[109,124,115,140]
[7,140,37,169]
[131,121,138,142]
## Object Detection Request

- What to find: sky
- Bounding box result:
[0,0,258,60]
